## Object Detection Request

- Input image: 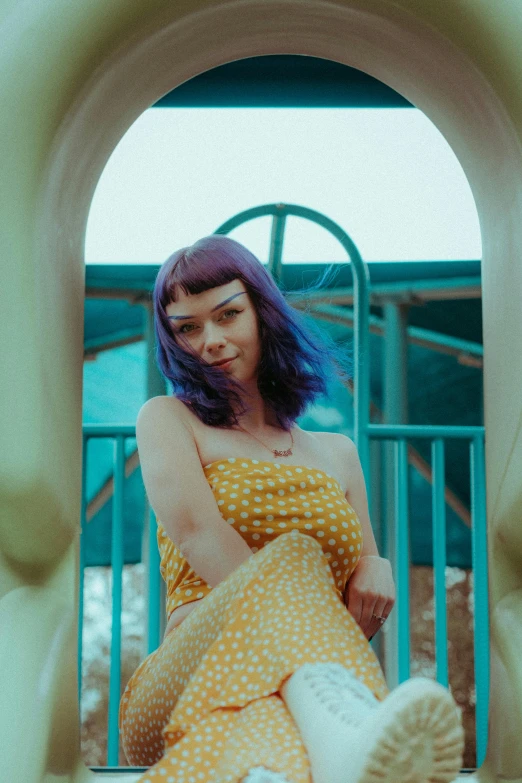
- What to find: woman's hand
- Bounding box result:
[344,556,395,640]
[163,599,202,641]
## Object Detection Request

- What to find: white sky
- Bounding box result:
[85,108,482,264]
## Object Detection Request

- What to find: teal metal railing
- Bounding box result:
[367,424,489,766]
[79,425,162,766]
[79,421,488,767]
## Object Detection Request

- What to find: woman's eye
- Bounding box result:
[178,309,240,335]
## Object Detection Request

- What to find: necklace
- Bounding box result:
[236,424,294,457]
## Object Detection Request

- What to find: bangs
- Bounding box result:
[160,242,247,307]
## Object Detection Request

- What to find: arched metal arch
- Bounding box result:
[215,202,372,481]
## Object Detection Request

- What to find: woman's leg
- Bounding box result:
[280,662,464,783]
[121,530,388,781]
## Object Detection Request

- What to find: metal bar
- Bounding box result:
[395,438,410,682]
[85,274,481,303]
[147,506,161,654]
[432,439,448,687]
[286,275,482,304]
[267,209,286,285]
[470,435,490,767]
[300,302,483,359]
[84,327,144,356]
[78,434,88,706]
[83,424,136,437]
[107,435,125,765]
[368,424,484,439]
[352,234,371,488]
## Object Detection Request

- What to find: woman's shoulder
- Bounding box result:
[137,395,196,434]
[138,394,190,419]
[309,429,355,453]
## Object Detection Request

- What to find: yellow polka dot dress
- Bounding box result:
[119,459,390,782]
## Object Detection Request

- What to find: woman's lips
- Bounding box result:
[214,357,236,368]
[219,357,235,368]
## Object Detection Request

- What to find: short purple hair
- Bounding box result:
[153,234,352,429]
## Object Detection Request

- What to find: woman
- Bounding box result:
[119,235,464,783]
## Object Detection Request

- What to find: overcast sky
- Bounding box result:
[85,108,482,265]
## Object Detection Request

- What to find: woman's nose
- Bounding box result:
[202,323,226,351]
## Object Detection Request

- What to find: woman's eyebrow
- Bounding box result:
[167,291,247,321]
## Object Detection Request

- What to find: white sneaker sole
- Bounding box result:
[350,678,465,783]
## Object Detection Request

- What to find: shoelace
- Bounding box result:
[301,663,378,723]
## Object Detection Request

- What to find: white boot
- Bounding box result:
[280,662,464,783]
[241,767,290,783]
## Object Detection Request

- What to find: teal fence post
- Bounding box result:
[432,438,449,687]
[107,435,125,765]
[395,438,410,682]
[471,435,489,767]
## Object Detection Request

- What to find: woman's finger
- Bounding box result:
[366,614,385,640]
[360,595,378,634]
[372,600,388,623]
[346,588,363,624]
[366,602,393,639]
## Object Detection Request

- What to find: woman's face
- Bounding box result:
[166,279,262,383]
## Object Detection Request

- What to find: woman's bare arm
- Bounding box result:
[341,435,380,557]
[136,396,254,589]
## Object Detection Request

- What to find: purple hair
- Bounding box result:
[152,235,353,430]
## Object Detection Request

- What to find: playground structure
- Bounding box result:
[2,2,522,782]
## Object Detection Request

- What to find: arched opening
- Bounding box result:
[6,2,521,779]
